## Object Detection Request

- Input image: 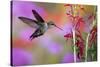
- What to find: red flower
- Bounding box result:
[66,13,85,31]
[88,14,94,20]
[66,13,75,19]
[64,4,72,7]
[76,39,84,59]
[64,33,73,39]
[75,30,84,59]
[80,6,85,11]
[89,26,97,47]
[74,16,85,30]
[80,7,84,10]
[64,30,84,59]
[76,34,84,42]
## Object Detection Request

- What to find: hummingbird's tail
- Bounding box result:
[29,29,44,40]
[29,33,38,40]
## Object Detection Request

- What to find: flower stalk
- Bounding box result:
[71,5,77,62]
[85,33,89,62]
[64,4,97,62]
[72,28,76,62]
[85,6,97,62]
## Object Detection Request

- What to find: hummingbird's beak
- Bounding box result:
[54,24,63,31]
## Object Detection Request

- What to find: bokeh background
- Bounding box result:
[11,1,96,66]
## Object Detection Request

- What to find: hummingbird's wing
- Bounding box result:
[18,17,39,28]
[32,10,44,22]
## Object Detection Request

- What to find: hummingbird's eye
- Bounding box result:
[51,24,54,25]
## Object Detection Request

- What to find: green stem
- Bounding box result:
[85,33,89,62]
[85,6,97,62]
[72,29,76,62]
[71,5,77,63]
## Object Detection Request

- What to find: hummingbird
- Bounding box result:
[18,10,63,40]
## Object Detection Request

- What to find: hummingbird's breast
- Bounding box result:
[39,22,48,34]
[44,23,48,31]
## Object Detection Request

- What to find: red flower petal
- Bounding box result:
[88,14,94,20]
[64,4,72,7]
[77,52,80,59]
[64,33,73,38]
[76,41,84,59]
[89,26,97,47]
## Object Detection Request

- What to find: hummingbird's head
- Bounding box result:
[47,21,55,26]
[47,21,63,31]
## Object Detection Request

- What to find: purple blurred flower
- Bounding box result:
[12,1,46,19]
[19,28,33,41]
[61,53,74,63]
[12,48,33,66]
[40,36,63,55]
[63,22,73,35]
[61,53,80,63]
[47,42,62,54]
